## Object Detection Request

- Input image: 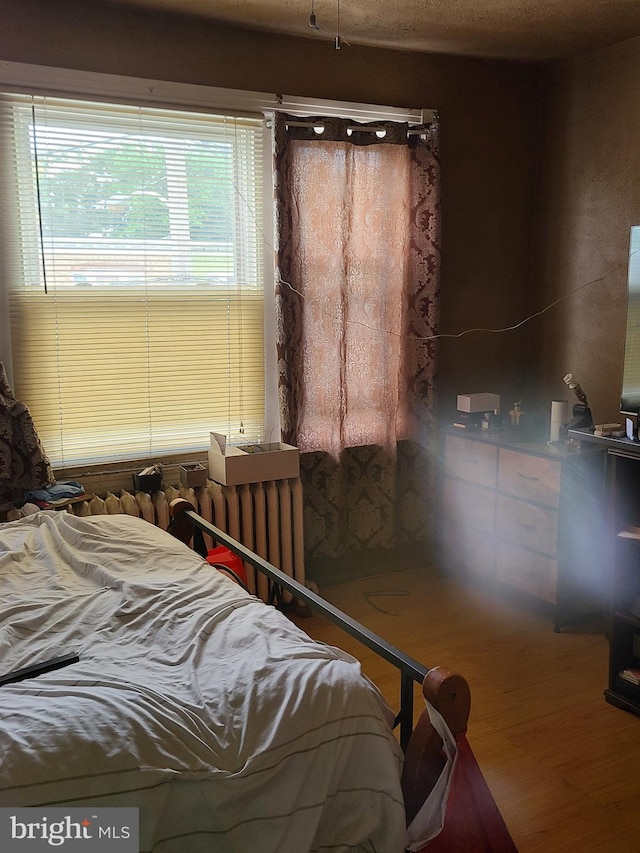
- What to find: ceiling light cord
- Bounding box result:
[308,0,346,48]
[309,0,318,29]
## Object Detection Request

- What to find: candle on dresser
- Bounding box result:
[550,399,570,442]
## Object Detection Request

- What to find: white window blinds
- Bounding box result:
[0,94,266,467]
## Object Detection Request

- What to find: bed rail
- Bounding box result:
[169,499,427,750]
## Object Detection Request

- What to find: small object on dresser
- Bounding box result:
[509,401,523,427]
[549,399,569,443]
[456,393,500,413]
[451,411,483,430]
[489,408,503,431]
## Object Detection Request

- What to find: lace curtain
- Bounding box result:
[273,115,441,563]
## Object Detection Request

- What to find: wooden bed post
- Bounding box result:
[168,498,200,550]
[422,666,471,736]
[402,666,471,825]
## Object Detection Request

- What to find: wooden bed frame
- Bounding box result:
[169,499,518,851]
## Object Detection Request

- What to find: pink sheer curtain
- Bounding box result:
[274,115,440,562]
[275,115,440,456]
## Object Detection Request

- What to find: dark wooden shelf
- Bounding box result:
[569,427,640,455]
[566,434,640,717]
[605,686,640,714]
[613,609,640,628]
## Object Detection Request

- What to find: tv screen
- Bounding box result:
[621,226,640,416]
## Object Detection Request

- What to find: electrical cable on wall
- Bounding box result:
[225,116,636,347]
[276,251,636,343]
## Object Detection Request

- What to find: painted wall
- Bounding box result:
[1,0,540,423]
[531,36,640,425]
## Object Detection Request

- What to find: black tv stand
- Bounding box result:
[570,427,640,716]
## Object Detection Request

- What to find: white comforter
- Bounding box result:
[0,511,407,852]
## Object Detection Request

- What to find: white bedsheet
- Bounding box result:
[0,511,407,852]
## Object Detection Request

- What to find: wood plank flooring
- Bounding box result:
[292,566,640,853]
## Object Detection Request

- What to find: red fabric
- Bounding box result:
[421,734,518,852]
[206,547,247,585]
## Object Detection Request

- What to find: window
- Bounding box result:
[0,95,266,467]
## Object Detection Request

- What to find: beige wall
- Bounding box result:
[2,0,540,424]
[531,36,640,425]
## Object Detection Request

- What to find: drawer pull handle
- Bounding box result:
[517,472,539,481]
[462,458,478,464]
[517,521,537,530]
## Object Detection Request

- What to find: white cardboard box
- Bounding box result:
[457,393,500,413]
[208,433,300,486]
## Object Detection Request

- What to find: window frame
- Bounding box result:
[1,91,275,474]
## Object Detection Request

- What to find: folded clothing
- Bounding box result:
[23,481,85,503]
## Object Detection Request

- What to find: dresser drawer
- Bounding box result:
[498,448,561,507]
[443,478,495,532]
[445,435,498,488]
[496,493,558,557]
[442,518,495,578]
[496,541,558,604]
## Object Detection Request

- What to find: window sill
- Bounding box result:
[54,450,208,497]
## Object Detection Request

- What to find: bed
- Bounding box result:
[0,504,517,852]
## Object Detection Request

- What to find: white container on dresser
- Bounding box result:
[440,429,606,631]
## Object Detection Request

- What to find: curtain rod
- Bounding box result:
[279,99,436,125]
[0,62,436,125]
[285,120,434,134]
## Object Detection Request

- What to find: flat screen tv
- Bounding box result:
[620,226,640,416]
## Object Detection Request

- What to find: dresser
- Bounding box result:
[440,429,606,630]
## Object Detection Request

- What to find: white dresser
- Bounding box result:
[440,429,606,630]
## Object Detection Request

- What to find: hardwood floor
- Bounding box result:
[293,566,640,853]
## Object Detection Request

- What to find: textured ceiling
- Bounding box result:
[99,0,640,61]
